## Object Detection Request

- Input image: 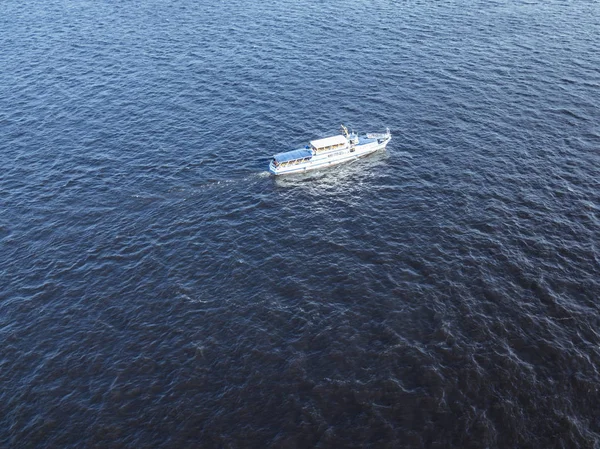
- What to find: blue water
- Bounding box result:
[1,0,600,447]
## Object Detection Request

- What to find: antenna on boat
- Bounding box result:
[340,124,349,137]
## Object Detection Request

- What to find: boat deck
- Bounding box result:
[356,136,377,145]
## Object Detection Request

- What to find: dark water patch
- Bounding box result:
[1,0,600,447]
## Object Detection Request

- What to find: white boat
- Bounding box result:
[269,125,391,175]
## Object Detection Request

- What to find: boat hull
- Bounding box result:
[270,135,390,176]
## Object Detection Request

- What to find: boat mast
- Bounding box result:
[340,124,349,137]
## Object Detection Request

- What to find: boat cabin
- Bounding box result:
[272,148,313,168]
[309,135,348,154]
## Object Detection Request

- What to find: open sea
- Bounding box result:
[1,0,600,447]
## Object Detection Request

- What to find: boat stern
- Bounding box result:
[269,158,280,175]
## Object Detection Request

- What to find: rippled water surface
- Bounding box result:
[1,0,600,447]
